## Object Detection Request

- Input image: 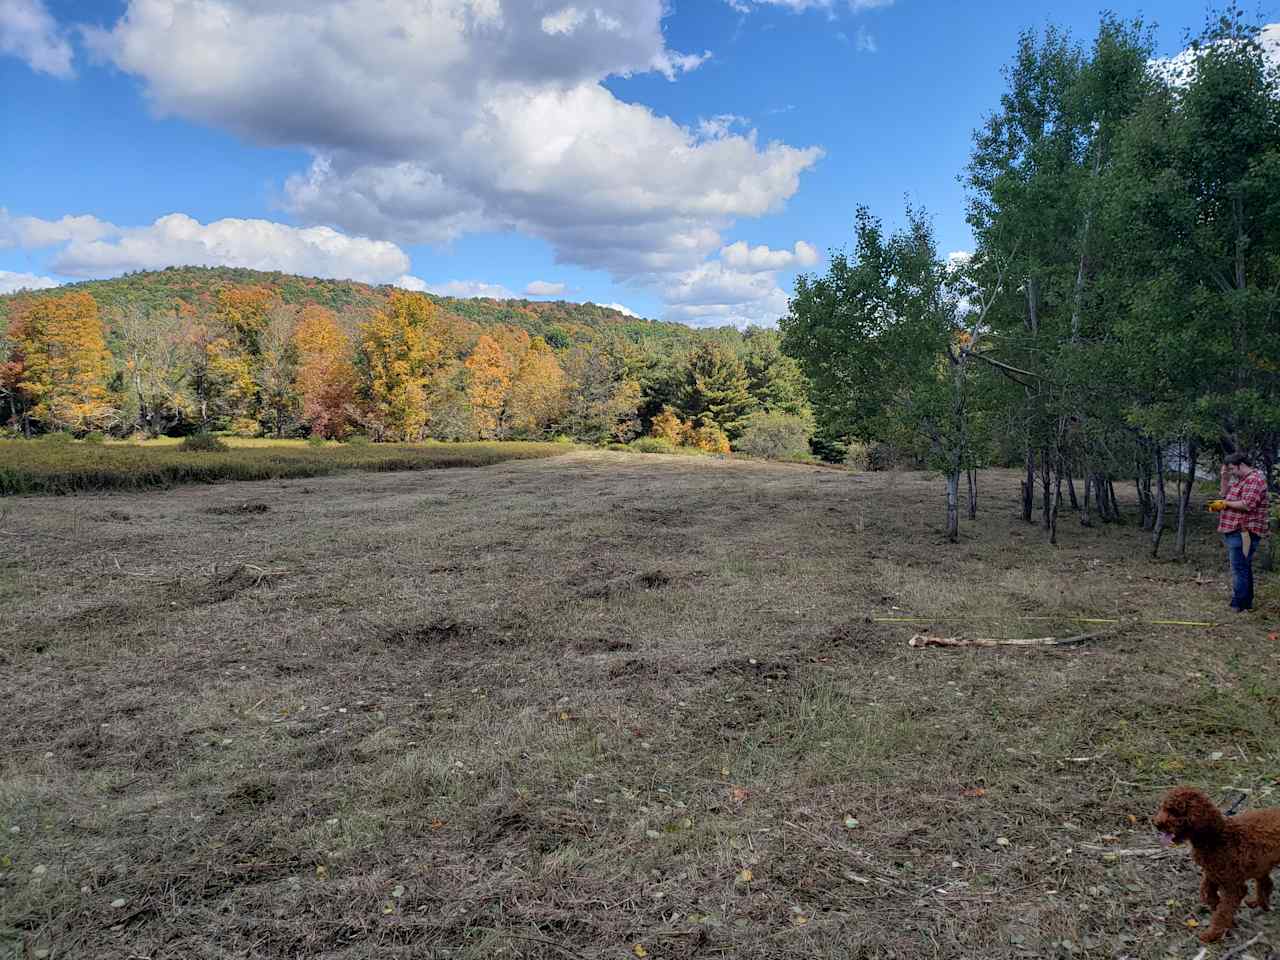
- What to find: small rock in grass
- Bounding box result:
[110,898,127,909]
[32,865,47,876]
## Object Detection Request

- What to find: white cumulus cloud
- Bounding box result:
[0,269,60,293]
[419,279,517,300]
[1149,22,1280,86]
[86,0,816,321]
[601,302,641,318]
[0,0,73,77]
[720,240,819,272]
[525,280,567,296]
[727,0,894,13]
[5,210,411,283]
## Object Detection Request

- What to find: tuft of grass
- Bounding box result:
[179,432,230,453]
[0,437,570,495]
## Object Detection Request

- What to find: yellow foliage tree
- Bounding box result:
[216,286,277,355]
[10,292,115,433]
[293,305,358,439]
[182,318,255,431]
[359,290,451,441]
[464,334,513,439]
[507,336,567,437]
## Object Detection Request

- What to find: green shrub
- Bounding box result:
[180,433,230,453]
[345,434,371,447]
[629,437,678,454]
[735,412,812,460]
[306,435,328,448]
[82,431,107,445]
[41,431,74,444]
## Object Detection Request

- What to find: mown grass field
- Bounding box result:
[1,451,1277,959]
[0,437,570,495]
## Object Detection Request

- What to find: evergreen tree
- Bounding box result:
[676,341,756,439]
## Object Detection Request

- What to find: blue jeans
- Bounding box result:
[1224,531,1259,610]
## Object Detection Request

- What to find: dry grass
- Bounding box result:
[1,452,1277,959]
[0,438,568,495]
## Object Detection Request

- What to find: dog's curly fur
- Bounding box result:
[1153,786,1280,943]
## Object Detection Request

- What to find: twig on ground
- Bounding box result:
[1078,844,1173,858]
[908,630,1111,648]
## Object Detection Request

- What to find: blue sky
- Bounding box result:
[1,0,1271,324]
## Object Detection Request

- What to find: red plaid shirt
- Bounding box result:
[1218,468,1270,535]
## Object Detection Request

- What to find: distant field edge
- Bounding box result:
[0,440,574,496]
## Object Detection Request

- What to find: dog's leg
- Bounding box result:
[1201,882,1245,943]
[1246,874,1272,911]
[1200,875,1220,908]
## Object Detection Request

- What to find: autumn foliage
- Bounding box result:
[7,292,114,433]
[0,270,812,452]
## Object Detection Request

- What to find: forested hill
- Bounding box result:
[0,265,706,349]
[1,264,810,449]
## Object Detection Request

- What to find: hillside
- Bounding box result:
[0,265,709,350]
[0,266,808,447]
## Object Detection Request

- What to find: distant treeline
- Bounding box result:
[0,267,810,453]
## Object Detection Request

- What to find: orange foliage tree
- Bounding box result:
[464,334,513,439]
[293,305,358,438]
[648,406,688,445]
[9,292,115,433]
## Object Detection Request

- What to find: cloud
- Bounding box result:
[1149,22,1280,86]
[0,0,73,77]
[5,210,410,283]
[417,279,517,300]
[720,240,819,272]
[88,0,819,319]
[660,259,791,328]
[601,302,641,318]
[0,269,59,294]
[525,280,567,296]
[727,0,894,13]
[855,26,877,53]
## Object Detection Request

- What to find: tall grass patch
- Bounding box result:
[0,438,569,495]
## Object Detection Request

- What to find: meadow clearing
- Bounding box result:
[1,449,1278,959]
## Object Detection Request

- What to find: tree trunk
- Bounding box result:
[1175,440,1197,559]
[1022,449,1035,523]
[1108,479,1121,523]
[1082,467,1094,527]
[967,468,977,521]
[1151,446,1167,557]
[1067,473,1079,511]
[1040,449,1052,532]
[1050,469,1063,545]
[946,469,960,543]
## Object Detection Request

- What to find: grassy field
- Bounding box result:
[1,451,1277,959]
[0,437,570,495]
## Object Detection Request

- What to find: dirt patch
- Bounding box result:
[204,501,271,516]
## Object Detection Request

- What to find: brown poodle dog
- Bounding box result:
[1152,786,1280,943]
